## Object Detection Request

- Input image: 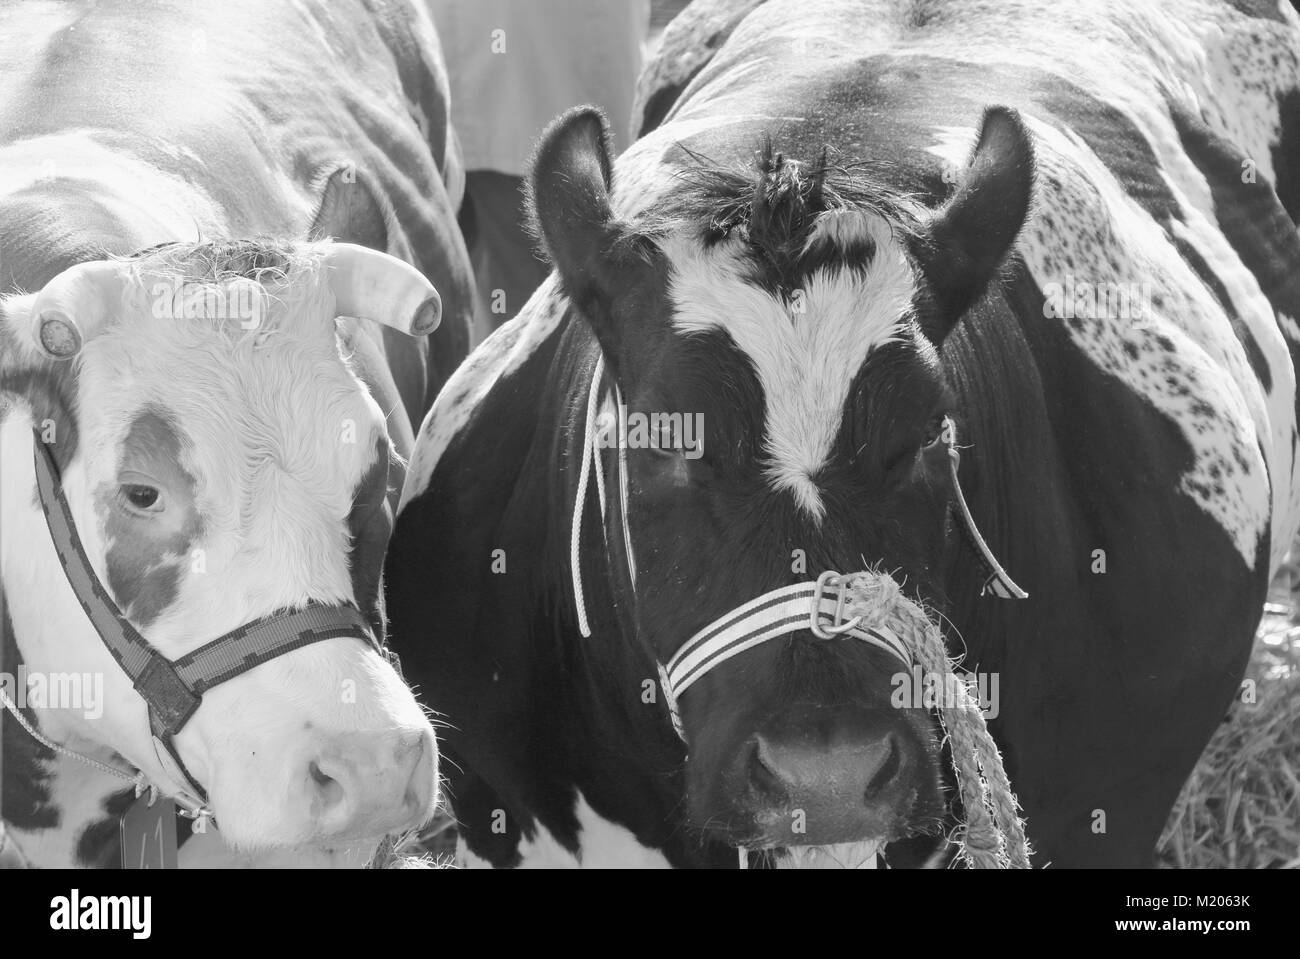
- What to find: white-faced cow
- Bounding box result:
[387,0,1300,867]
[0,0,474,867]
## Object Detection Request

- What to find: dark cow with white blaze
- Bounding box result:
[0,0,474,867]
[388,0,1300,867]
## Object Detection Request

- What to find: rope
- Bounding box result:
[847,574,1031,869]
[0,684,148,791]
[941,417,1027,599]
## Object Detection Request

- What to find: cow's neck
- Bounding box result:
[4,750,135,869]
[523,337,735,867]
[429,324,712,868]
[1,606,136,868]
[935,287,1113,855]
[501,602,723,867]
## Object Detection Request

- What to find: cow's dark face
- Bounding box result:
[616,313,954,852]
[530,106,1033,864]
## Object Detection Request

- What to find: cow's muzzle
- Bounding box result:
[698,701,937,852]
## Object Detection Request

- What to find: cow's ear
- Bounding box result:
[0,293,81,458]
[0,294,52,366]
[913,107,1034,343]
[310,165,392,252]
[527,107,626,345]
[347,442,396,639]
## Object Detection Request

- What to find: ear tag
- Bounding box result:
[120,793,179,869]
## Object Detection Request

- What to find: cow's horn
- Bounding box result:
[29,260,127,359]
[322,243,441,336]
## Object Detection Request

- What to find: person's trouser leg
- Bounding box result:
[464,170,551,339]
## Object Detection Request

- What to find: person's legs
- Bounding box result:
[464,170,551,338]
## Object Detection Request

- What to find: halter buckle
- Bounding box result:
[136,655,201,735]
[809,570,864,639]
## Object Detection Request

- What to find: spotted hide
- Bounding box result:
[388,0,1300,867]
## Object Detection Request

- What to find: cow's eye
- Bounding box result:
[650,423,678,455]
[120,484,162,513]
[921,415,947,449]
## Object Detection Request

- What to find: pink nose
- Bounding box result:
[306,727,437,840]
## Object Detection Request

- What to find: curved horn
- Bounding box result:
[28,260,127,359]
[322,243,441,336]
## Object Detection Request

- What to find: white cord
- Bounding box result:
[593,397,609,545]
[0,685,147,790]
[571,354,606,638]
[615,385,636,586]
[942,417,1027,599]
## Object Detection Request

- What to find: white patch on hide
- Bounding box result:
[663,215,915,520]
[458,791,672,868]
[6,749,127,868]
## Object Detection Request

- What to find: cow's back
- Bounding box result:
[629,0,1300,576]
[0,0,473,409]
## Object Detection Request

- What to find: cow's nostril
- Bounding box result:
[304,731,435,840]
[747,736,788,801]
[863,734,901,800]
[308,760,345,810]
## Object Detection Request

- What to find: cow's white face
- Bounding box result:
[0,241,440,853]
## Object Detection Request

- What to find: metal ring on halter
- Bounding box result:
[809,570,864,638]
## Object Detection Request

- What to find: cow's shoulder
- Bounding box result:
[400,276,572,512]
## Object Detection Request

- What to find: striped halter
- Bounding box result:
[569,358,1026,738]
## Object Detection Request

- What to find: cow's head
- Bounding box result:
[0,226,442,854]
[530,106,1032,864]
